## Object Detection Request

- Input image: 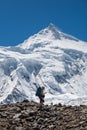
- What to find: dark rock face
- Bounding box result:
[0,101,87,130]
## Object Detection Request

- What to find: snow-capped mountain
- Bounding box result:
[0,23,87,105]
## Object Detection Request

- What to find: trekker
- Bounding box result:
[36,86,45,108]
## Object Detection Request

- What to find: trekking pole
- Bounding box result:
[33,71,40,88]
[38,74,48,88]
[38,74,55,96]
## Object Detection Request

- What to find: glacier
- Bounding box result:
[0,23,87,105]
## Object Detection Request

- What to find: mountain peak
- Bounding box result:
[46,23,79,41]
[47,23,61,39]
[47,23,60,32]
[35,23,61,40]
[19,23,79,49]
[48,23,58,31]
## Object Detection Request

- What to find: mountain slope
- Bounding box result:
[0,23,87,105]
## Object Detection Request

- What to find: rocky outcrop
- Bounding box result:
[0,100,87,130]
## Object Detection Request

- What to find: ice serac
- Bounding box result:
[0,24,87,105]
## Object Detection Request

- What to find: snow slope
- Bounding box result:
[0,23,87,105]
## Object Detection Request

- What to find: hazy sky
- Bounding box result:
[0,0,87,46]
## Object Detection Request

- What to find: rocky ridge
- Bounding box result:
[0,100,87,130]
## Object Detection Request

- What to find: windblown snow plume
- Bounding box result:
[0,23,87,105]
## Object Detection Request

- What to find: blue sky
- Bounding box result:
[0,0,87,46]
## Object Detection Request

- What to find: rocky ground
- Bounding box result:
[0,100,87,130]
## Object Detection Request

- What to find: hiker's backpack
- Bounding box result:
[36,87,41,96]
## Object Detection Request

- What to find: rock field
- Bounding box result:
[0,100,87,130]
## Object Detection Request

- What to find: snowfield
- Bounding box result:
[0,23,87,105]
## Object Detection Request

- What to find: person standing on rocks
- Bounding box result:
[36,86,45,108]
